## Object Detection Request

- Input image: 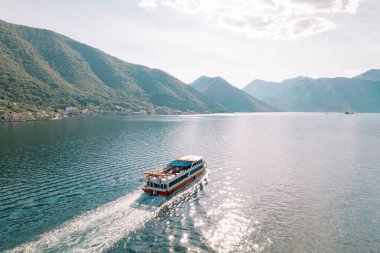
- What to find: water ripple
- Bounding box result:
[1,114,380,252]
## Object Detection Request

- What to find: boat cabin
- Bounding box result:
[143,155,205,195]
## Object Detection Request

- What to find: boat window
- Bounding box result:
[169,173,189,187]
[190,164,203,175]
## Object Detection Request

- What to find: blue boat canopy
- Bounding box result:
[168,160,192,167]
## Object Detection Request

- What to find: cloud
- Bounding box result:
[138,0,362,39]
[289,0,342,13]
[288,17,335,37]
[139,0,158,8]
[343,0,362,13]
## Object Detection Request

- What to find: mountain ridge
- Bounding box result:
[2,19,379,116]
[191,76,274,112]
[354,69,380,81]
[243,72,380,112]
[0,19,225,114]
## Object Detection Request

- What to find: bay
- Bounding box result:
[0,113,379,252]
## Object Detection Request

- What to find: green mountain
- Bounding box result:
[354,69,380,81]
[191,76,273,112]
[243,74,380,112]
[0,20,224,113]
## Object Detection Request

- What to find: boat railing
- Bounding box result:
[144,171,174,179]
[144,172,167,176]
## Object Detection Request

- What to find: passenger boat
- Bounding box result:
[142,156,206,196]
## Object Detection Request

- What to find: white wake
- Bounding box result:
[8,174,208,253]
[7,191,165,253]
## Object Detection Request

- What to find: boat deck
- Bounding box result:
[144,171,178,180]
[142,155,205,196]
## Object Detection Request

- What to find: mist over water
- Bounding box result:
[1,113,380,252]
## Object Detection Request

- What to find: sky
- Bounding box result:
[0,0,379,88]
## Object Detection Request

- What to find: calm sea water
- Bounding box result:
[0,113,380,252]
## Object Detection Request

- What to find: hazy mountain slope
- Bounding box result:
[0,20,222,113]
[244,75,380,112]
[191,76,273,112]
[354,69,380,81]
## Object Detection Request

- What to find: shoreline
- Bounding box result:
[1,111,370,123]
[0,110,209,123]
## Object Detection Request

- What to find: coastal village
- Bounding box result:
[0,100,191,122]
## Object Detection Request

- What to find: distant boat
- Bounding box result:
[142,156,206,196]
[344,111,354,114]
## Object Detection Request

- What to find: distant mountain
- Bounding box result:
[354,69,380,81]
[191,76,273,112]
[244,74,380,112]
[0,20,224,113]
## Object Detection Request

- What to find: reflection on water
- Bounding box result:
[1,113,380,252]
